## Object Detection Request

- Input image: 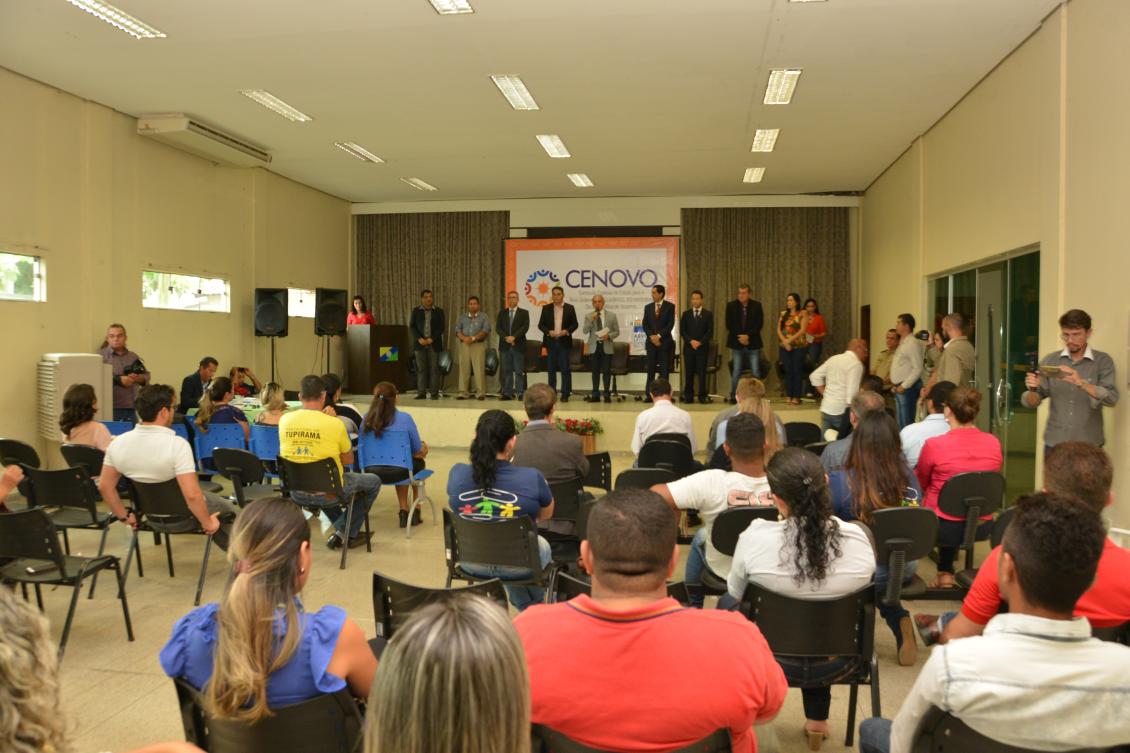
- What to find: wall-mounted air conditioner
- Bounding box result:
[38,354,113,442]
[137,114,272,167]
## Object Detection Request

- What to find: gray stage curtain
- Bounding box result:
[681,207,853,387]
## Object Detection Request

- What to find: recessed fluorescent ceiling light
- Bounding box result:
[401,177,439,192]
[240,90,313,122]
[751,128,780,152]
[788,0,828,3]
[334,142,384,163]
[743,168,766,183]
[428,0,474,14]
[536,135,571,158]
[491,75,539,111]
[764,69,802,105]
[567,173,594,188]
[63,0,166,39]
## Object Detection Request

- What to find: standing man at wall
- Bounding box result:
[922,312,974,400]
[496,290,529,401]
[724,284,764,404]
[538,286,578,403]
[680,290,714,404]
[890,314,925,429]
[455,295,491,401]
[582,294,619,403]
[410,289,445,400]
[99,323,150,423]
[643,284,676,400]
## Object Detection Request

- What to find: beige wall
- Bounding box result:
[0,67,350,459]
[861,1,1130,526]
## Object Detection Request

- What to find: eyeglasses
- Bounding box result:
[1059,330,1088,342]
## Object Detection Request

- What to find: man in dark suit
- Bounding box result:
[724,283,764,403]
[643,284,676,399]
[410,288,446,400]
[178,356,218,414]
[537,285,579,401]
[680,290,713,404]
[496,290,529,400]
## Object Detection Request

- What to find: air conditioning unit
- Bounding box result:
[38,354,113,442]
[137,114,272,167]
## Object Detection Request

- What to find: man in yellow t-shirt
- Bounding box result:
[280,374,380,549]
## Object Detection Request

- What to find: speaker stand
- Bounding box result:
[269,337,278,383]
[323,335,333,376]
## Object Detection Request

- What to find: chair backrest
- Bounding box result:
[784,422,823,447]
[581,452,612,492]
[1091,621,1130,646]
[575,496,599,541]
[250,424,281,463]
[279,457,344,497]
[552,571,592,602]
[709,506,779,556]
[532,725,731,753]
[172,422,191,443]
[740,582,875,659]
[485,347,499,376]
[610,341,630,373]
[283,390,300,401]
[130,478,196,528]
[568,338,585,369]
[60,443,105,478]
[804,441,829,457]
[101,421,134,437]
[213,448,266,488]
[0,437,41,468]
[869,507,939,605]
[194,423,248,467]
[909,705,1117,753]
[443,507,544,577]
[372,570,508,639]
[0,508,66,571]
[23,466,100,522]
[614,467,677,490]
[357,429,414,473]
[547,477,585,523]
[937,471,1005,547]
[174,678,363,753]
[637,440,695,478]
[648,432,692,449]
[524,340,544,373]
[991,506,1016,548]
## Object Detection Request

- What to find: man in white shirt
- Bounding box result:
[630,378,696,455]
[899,381,954,469]
[651,413,770,607]
[889,314,925,429]
[810,339,868,432]
[860,492,1130,753]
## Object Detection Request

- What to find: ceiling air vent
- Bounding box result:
[137,114,272,167]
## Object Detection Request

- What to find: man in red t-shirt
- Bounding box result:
[514,488,787,753]
[916,442,1130,644]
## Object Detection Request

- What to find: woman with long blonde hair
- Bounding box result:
[365,595,530,753]
[711,378,784,469]
[160,497,376,721]
[255,382,289,426]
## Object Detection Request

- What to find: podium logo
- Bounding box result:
[378,346,399,362]
[524,269,560,306]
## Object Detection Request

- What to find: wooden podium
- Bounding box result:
[347,324,411,396]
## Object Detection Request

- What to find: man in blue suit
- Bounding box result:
[642,284,676,400]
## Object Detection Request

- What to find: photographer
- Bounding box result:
[98,323,150,422]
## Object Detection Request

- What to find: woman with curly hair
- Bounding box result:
[58,382,112,451]
[726,447,875,750]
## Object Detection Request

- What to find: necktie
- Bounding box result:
[597,312,604,353]
[509,308,514,332]
[655,303,660,317]
[740,305,747,329]
[695,309,700,319]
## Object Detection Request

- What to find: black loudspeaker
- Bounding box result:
[254,288,288,337]
[315,288,348,336]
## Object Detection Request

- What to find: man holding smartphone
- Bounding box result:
[1022,309,1119,450]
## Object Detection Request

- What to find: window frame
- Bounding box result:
[141,269,231,313]
[0,250,47,302]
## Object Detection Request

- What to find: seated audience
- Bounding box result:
[707,375,759,455]
[99,384,235,548]
[821,389,886,471]
[322,372,364,434]
[228,365,263,398]
[360,381,429,528]
[179,356,218,414]
[728,447,876,748]
[860,492,1130,753]
[899,380,954,468]
[828,411,921,665]
[512,384,589,485]
[161,497,376,718]
[255,381,289,426]
[917,442,1130,645]
[280,375,380,550]
[447,409,555,611]
[914,386,1001,588]
[712,377,786,463]
[515,488,787,752]
[194,376,250,443]
[652,413,771,608]
[835,373,887,439]
[58,382,113,451]
[630,377,696,455]
[364,596,528,753]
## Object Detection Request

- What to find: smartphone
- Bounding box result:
[25,562,58,575]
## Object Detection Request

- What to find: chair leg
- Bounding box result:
[362,494,372,553]
[57,579,84,660]
[165,531,175,577]
[34,583,44,612]
[846,681,859,747]
[870,656,882,717]
[111,561,135,641]
[339,502,354,570]
[62,527,71,554]
[20,582,29,601]
[194,536,213,607]
[88,525,111,599]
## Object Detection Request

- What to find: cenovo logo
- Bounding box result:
[524,269,560,306]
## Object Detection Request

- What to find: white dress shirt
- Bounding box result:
[900,413,950,469]
[889,613,1130,753]
[890,335,925,389]
[809,351,864,417]
[631,398,697,455]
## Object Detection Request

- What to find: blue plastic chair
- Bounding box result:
[358,429,435,540]
[102,421,134,437]
[192,424,247,472]
[171,423,190,443]
[249,424,281,479]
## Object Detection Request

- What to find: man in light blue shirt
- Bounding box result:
[456,295,492,400]
[900,381,955,469]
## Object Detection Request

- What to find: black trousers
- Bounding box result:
[547,338,572,397]
[645,342,672,397]
[590,348,612,396]
[414,348,441,396]
[683,344,709,400]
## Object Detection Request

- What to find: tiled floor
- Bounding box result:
[23,448,959,753]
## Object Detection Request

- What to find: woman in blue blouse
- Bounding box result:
[361,381,430,529]
[160,497,376,718]
[194,376,250,443]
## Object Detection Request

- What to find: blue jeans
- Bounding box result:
[291,471,380,539]
[859,718,892,753]
[113,408,137,423]
[499,347,526,397]
[729,348,762,399]
[895,383,921,429]
[461,535,552,611]
[684,527,710,607]
[875,560,918,646]
[781,346,807,399]
[777,655,861,720]
[821,411,845,433]
[547,339,571,397]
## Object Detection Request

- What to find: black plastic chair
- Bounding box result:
[1092,621,1130,646]
[174,677,363,753]
[783,422,823,447]
[372,570,508,640]
[648,432,693,449]
[575,496,598,541]
[869,507,939,605]
[0,508,133,658]
[804,441,830,457]
[638,439,696,478]
[908,705,1120,753]
[212,448,278,508]
[543,477,588,564]
[0,437,40,468]
[442,507,556,591]
[955,506,1016,590]
[614,467,677,491]
[60,443,106,478]
[547,477,585,526]
[283,389,300,401]
[698,506,780,595]
[279,457,370,570]
[936,471,1005,571]
[609,341,631,401]
[532,725,731,753]
[550,570,692,607]
[739,583,878,747]
[581,452,612,493]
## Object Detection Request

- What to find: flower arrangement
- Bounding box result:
[521,417,604,436]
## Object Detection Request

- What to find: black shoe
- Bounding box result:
[411,508,423,526]
[347,532,372,549]
[603,396,612,403]
[682,396,694,404]
[477,395,486,401]
[399,510,409,528]
[561,395,570,403]
[327,533,344,550]
[415,393,426,399]
[429,393,439,400]
[456,394,468,400]
[500,394,512,401]
[700,396,712,404]
[584,395,597,402]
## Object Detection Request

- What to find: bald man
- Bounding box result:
[809,338,869,432]
[582,295,620,402]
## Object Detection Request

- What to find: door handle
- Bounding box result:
[995,379,1011,427]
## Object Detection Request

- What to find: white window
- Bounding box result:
[288,288,316,318]
[142,270,230,312]
[0,251,46,302]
